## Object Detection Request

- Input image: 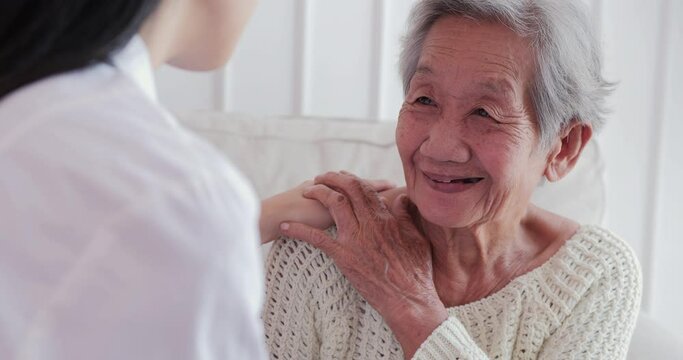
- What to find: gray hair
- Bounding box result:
[399,0,613,148]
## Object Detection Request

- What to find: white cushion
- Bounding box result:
[177,111,605,225]
[627,313,683,359]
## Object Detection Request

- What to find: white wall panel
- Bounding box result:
[303,0,376,119]
[378,0,415,121]
[651,0,683,337]
[227,0,301,115]
[599,0,662,269]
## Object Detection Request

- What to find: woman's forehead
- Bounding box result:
[415,17,535,94]
[426,15,530,47]
[413,65,520,103]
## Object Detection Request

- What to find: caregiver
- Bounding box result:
[0,0,267,358]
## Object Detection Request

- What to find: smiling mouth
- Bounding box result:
[422,173,484,193]
[423,171,485,185]
[431,177,484,184]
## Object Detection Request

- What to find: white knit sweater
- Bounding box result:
[263,225,641,359]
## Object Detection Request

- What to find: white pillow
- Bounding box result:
[178,112,605,225]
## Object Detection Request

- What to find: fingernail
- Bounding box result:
[280,223,290,231]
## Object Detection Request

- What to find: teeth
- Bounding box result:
[432,177,482,184]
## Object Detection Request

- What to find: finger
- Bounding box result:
[280,222,342,257]
[391,194,414,223]
[391,195,426,236]
[315,172,387,216]
[335,172,396,199]
[298,179,314,187]
[354,176,390,212]
[366,179,397,192]
[379,196,389,209]
[302,183,359,229]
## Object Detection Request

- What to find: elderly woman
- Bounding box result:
[261,0,641,359]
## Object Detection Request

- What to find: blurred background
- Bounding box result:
[154,0,682,337]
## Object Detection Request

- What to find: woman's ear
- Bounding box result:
[544,121,593,182]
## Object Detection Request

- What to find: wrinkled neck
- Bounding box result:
[419,210,537,306]
[420,213,525,269]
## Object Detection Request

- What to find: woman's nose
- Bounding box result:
[418,118,471,164]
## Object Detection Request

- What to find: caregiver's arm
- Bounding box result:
[259,179,398,243]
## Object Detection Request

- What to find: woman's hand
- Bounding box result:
[279,171,448,359]
[260,178,396,243]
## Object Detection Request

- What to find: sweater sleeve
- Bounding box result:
[537,234,642,359]
[412,317,489,360]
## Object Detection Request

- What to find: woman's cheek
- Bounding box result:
[396,113,425,185]
[397,118,427,150]
[395,121,414,166]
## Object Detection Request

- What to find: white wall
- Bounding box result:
[155,0,683,337]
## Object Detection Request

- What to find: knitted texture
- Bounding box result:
[263,225,641,359]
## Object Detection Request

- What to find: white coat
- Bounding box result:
[0,36,267,359]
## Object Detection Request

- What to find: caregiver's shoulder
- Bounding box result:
[0,63,257,229]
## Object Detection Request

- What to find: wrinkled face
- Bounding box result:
[397,16,550,228]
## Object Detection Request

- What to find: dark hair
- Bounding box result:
[0,0,161,99]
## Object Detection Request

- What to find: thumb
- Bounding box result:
[367,178,397,192]
[391,194,414,223]
[391,194,425,236]
[280,222,341,257]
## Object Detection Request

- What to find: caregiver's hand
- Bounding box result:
[279,171,448,359]
[260,178,395,243]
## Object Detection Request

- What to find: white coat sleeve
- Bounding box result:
[13,178,268,360]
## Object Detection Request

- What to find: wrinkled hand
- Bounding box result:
[280,171,448,359]
[260,178,395,243]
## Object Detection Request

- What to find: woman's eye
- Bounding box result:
[416,96,435,106]
[475,108,491,118]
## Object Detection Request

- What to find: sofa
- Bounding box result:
[177,111,683,359]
